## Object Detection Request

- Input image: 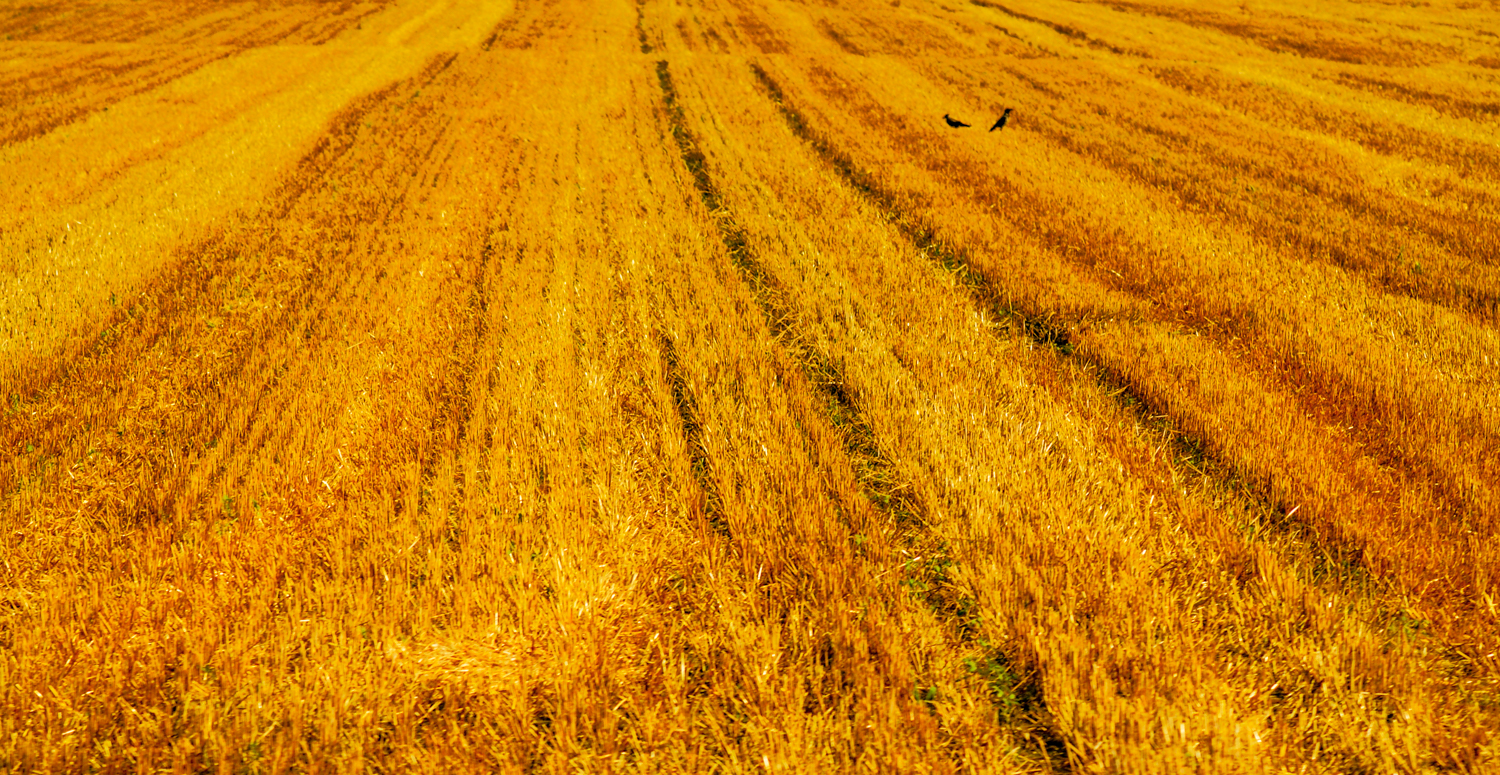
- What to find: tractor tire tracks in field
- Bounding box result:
[655,330,731,538]
[748,56,1499,637]
[748,61,1317,559]
[6,0,1499,768]
[738,55,1494,763]
[654,57,1070,766]
[764,53,1435,576]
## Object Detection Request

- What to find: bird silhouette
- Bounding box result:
[943,113,971,128]
[990,108,1013,131]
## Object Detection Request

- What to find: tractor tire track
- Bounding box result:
[779,0,1500,320]
[654,57,1067,765]
[744,62,1488,639]
[654,331,731,537]
[656,60,917,528]
[864,24,1500,321]
[757,60,1500,565]
[742,59,1500,760]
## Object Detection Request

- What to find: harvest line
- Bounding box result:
[743,62,1378,586]
[749,62,1500,625]
[799,55,1497,556]
[653,58,1060,755]
[655,331,730,538]
[655,59,914,530]
[741,60,1500,756]
[969,0,1140,57]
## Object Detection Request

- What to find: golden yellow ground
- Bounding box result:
[1,0,1498,771]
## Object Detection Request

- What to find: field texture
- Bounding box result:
[3,0,1499,770]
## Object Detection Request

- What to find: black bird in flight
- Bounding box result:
[990,108,1013,131]
[943,113,971,128]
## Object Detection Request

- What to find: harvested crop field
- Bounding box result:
[2,0,1499,770]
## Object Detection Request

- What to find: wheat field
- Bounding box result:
[2,0,1498,771]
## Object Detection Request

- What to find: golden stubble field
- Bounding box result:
[2,0,1499,771]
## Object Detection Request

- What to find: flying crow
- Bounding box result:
[943,113,971,128]
[990,108,1013,131]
